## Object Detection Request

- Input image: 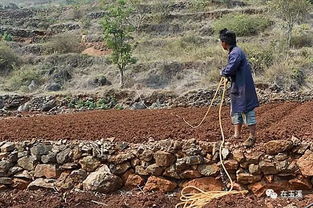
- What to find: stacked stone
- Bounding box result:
[1,89,313,116]
[0,138,312,195]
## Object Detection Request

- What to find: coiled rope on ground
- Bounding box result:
[175,77,248,208]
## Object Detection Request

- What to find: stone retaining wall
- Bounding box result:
[0,138,312,196]
[1,89,313,117]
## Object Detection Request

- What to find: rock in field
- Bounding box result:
[264,140,293,155]
[27,178,55,190]
[124,174,145,189]
[237,173,262,184]
[143,176,177,193]
[182,177,223,192]
[198,164,220,176]
[30,143,52,159]
[12,178,30,189]
[0,177,12,185]
[259,160,278,175]
[82,165,122,193]
[0,160,12,176]
[154,151,176,167]
[0,142,15,152]
[79,156,101,172]
[34,164,58,179]
[296,150,313,176]
[17,156,37,171]
[56,148,72,164]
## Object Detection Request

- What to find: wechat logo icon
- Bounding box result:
[266,189,278,199]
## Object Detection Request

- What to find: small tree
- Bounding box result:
[101,0,136,88]
[269,0,312,47]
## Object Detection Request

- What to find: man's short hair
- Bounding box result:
[219,28,237,46]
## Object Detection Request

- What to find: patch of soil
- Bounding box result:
[205,193,313,208]
[0,101,312,144]
[0,190,178,208]
[81,47,110,57]
[0,190,312,208]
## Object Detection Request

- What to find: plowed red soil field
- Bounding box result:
[0,190,312,208]
[0,101,312,144]
[0,101,312,208]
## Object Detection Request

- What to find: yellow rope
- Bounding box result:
[174,78,224,129]
[175,77,248,208]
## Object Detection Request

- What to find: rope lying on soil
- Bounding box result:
[175,77,248,208]
[174,78,224,129]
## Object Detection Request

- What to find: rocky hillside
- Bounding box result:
[0,0,71,8]
[0,0,312,98]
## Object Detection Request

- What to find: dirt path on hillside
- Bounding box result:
[0,101,312,144]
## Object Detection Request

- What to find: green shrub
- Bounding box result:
[6,66,43,91]
[180,35,204,46]
[96,97,117,109]
[1,32,13,41]
[268,0,312,47]
[291,68,305,86]
[241,43,274,74]
[45,33,83,54]
[114,104,124,110]
[290,24,313,48]
[68,96,117,110]
[264,57,308,90]
[0,42,20,75]
[189,0,212,11]
[290,34,313,48]
[213,14,272,36]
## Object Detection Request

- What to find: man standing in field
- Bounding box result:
[219,28,259,147]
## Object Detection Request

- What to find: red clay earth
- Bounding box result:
[0,190,312,208]
[0,101,312,144]
[0,102,312,208]
[0,190,178,208]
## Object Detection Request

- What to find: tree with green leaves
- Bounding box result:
[101,0,137,88]
[269,0,312,47]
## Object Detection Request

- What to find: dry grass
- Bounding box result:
[212,13,272,36]
[134,35,226,63]
[44,33,84,54]
[263,47,313,90]
[1,0,312,93]
[5,65,44,92]
[240,42,274,75]
[0,42,21,75]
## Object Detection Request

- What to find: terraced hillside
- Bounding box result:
[0,0,312,96]
[0,2,312,208]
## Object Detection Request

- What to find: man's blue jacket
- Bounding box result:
[221,46,259,114]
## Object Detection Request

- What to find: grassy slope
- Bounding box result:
[0,0,312,94]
